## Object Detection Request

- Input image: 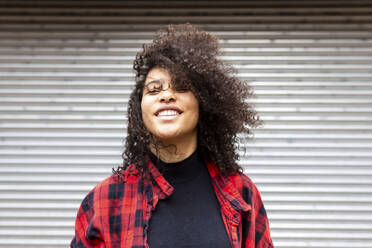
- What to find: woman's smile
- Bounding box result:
[155,106,183,122]
[141,66,199,142]
[156,109,181,120]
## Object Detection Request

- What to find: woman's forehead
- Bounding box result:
[144,65,191,88]
[145,67,173,84]
[147,66,171,77]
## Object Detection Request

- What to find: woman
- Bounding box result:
[71,23,273,248]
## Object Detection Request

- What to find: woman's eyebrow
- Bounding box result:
[145,79,162,86]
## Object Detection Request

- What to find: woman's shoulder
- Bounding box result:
[227,171,256,190]
[95,163,140,187]
[227,171,263,203]
[80,165,138,206]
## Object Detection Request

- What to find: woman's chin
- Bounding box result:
[154,130,181,142]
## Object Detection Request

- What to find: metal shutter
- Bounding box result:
[0,1,371,247]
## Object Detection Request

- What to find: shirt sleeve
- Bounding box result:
[253,182,274,247]
[241,176,274,248]
[70,190,104,248]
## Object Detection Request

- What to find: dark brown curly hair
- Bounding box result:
[114,23,262,178]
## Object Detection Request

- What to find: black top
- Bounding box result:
[147,148,230,248]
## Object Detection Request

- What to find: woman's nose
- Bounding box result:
[160,87,176,103]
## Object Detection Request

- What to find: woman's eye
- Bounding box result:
[146,83,163,94]
[176,88,189,92]
[147,88,161,94]
[175,85,190,92]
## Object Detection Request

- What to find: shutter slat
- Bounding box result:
[1,1,372,247]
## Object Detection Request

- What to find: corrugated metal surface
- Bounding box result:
[0,1,372,247]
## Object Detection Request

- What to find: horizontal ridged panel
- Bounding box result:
[1,1,372,247]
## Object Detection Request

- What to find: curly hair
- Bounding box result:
[114,23,262,178]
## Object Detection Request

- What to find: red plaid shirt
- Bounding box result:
[71,159,274,248]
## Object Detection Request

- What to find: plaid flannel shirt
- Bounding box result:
[71,159,274,248]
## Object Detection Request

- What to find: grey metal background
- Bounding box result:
[0,0,372,247]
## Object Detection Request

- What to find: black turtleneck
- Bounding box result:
[147,149,230,248]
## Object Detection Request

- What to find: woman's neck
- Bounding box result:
[149,133,197,163]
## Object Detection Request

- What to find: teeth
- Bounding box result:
[157,110,179,116]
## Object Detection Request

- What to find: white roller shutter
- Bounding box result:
[0,1,371,247]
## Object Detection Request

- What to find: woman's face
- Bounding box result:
[141,67,199,144]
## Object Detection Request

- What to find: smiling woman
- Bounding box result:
[71,23,274,248]
[141,67,199,162]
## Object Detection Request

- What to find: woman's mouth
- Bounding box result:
[156,110,181,120]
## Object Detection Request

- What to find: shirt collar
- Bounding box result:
[145,156,251,214]
[146,158,174,198]
[205,160,251,209]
